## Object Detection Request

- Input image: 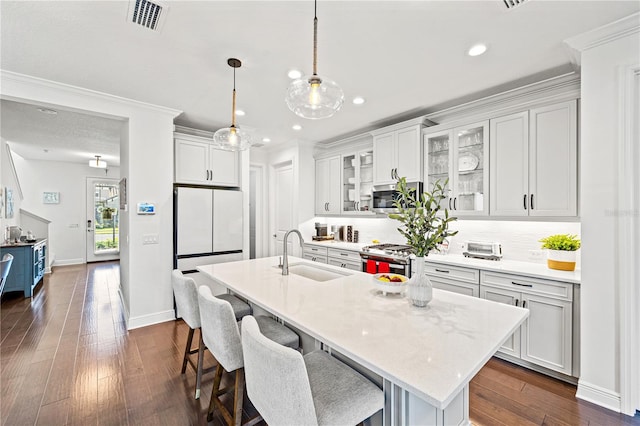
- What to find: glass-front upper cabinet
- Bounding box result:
[424,121,489,216]
[342,150,375,215]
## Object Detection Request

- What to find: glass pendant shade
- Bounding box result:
[285,0,343,120]
[213,58,252,151]
[213,125,252,151]
[285,75,344,119]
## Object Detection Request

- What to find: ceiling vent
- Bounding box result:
[503,0,527,9]
[128,0,166,31]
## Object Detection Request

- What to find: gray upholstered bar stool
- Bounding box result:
[241,315,384,425]
[171,270,251,399]
[197,286,299,426]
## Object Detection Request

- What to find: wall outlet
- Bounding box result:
[143,234,159,245]
[529,249,545,260]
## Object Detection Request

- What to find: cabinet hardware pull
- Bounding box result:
[515,299,519,306]
[511,281,533,287]
[391,169,394,180]
[454,197,457,210]
[209,169,213,180]
[449,198,452,210]
[435,269,449,273]
[530,194,534,210]
[522,300,527,309]
[523,194,527,210]
[327,202,330,211]
[341,253,349,256]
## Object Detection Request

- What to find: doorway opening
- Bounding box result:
[87,178,120,262]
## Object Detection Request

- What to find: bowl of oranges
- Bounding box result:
[372,273,408,295]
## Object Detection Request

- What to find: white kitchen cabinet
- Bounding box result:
[328,248,362,271]
[424,262,480,297]
[341,150,375,215]
[424,121,489,216]
[303,244,328,263]
[315,156,341,215]
[490,100,577,217]
[480,270,573,376]
[175,134,239,187]
[373,124,422,185]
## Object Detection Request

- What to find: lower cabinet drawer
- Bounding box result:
[430,277,479,298]
[303,253,328,263]
[327,248,361,263]
[481,271,572,301]
[328,258,360,271]
[425,262,480,284]
[303,245,328,257]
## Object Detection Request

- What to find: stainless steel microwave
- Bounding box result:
[372,182,423,213]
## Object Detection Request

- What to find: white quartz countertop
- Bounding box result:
[304,240,369,251]
[198,256,528,409]
[424,254,581,284]
[304,240,581,284]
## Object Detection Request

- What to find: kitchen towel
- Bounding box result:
[366,260,377,274]
[379,262,390,273]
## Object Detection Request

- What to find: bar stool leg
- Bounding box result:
[207,363,225,422]
[195,329,205,399]
[233,368,245,426]
[181,328,195,374]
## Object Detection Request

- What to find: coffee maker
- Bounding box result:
[312,223,333,241]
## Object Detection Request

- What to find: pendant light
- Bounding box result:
[285,0,344,119]
[89,155,107,168]
[213,58,252,151]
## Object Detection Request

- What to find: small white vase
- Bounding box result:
[408,256,432,307]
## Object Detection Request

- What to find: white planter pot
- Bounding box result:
[547,249,577,271]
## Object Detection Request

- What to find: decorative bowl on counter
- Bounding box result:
[372,273,408,295]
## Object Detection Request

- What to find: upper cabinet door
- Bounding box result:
[396,126,422,182]
[424,129,453,210]
[528,100,577,217]
[315,156,341,215]
[490,112,529,216]
[209,146,239,187]
[373,132,396,185]
[452,121,489,215]
[175,138,210,185]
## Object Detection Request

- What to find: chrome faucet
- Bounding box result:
[282,229,304,276]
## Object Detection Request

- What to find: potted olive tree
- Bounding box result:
[539,234,580,271]
[389,177,457,307]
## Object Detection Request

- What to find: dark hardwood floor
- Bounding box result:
[1,262,638,425]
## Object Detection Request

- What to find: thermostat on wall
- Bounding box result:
[137,203,155,215]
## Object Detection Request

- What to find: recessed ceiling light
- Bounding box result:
[468,44,487,57]
[292,124,302,131]
[37,107,58,115]
[262,137,271,143]
[352,96,365,105]
[287,69,302,79]
[235,109,246,116]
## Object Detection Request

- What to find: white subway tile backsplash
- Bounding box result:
[302,217,581,266]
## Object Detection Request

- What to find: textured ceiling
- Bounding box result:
[1,1,638,164]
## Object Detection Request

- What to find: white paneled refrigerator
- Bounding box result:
[174,186,243,294]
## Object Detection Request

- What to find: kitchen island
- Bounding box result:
[198,256,528,425]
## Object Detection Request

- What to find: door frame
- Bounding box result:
[86,177,120,263]
[250,163,267,259]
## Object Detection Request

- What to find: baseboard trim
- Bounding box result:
[127,309,175,330]
[576,380,621,413]
[53,258,85,266]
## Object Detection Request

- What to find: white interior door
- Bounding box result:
[86,178,120,262]
[270,160,296,257]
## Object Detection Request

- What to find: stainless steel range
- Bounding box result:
[360,243,413,276]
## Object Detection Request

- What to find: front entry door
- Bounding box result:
[86,178,120,262]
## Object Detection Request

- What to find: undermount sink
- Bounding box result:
[276,263,352,282]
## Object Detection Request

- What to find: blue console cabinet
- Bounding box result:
[1,239,47,298]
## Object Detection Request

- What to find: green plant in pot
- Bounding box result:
[389,177,458,307]
[539,234,580,271]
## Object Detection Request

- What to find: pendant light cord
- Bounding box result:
[313,0,318,76]
[231,67,236,127]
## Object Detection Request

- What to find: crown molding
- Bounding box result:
[564,12,640,67]
[1,70,182,117]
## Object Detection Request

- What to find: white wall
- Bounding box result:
[1,70,181,330]
[11,153,120,265]
[0,138,23,231]
[568,14,640,413]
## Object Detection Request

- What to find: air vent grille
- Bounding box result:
[503,0,527,9]
[131,0,163,30]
